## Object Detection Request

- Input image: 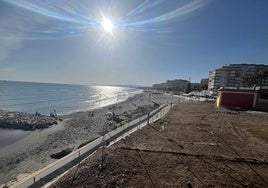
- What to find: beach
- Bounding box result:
[0,92,176,186]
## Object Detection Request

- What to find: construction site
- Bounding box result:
[50,102,268,187]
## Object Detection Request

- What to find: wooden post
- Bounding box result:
[147,112,150,125]
[136,124,139,149]
[101,122,106,170]
[216,126,220,156]
[263,144,268,161]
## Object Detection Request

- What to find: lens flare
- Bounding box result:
[1,0,210,40]
[101,17,114,34]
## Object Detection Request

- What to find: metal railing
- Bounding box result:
[11,104,172,188]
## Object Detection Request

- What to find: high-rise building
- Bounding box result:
[208,64,268,91]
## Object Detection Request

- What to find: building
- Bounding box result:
[153,79,189,92]
[216,87,268,111]
[216,87,258,110]
[208,64,268,91]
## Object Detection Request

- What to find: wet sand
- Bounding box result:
[0,129,31,149]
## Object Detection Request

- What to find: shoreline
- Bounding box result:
[0,82,144,117]
[0,89,143,131]
[0,92,176,185]
[0,90,144,148]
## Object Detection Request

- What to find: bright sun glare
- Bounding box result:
[101,17,114,34]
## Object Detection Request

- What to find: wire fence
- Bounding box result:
[11,103,172,188]
[118,108,268,187]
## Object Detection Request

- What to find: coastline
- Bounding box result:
[0,92,176,185]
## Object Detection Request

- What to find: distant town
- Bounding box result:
[152,64,268,94]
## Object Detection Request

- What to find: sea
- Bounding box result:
[0,80,142,148]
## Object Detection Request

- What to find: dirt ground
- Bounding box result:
[51,102,268,188]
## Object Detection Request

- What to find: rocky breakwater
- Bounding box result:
[0,110,59,130]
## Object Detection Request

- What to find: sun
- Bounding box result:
[101,17,114,34]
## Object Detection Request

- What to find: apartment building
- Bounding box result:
[153,79,189,91]
[208,64,268,91]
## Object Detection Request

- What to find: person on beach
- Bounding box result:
[89,111,94,117]
[54,109,58,118]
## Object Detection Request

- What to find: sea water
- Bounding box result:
[0,81,142,148]
[0,81,142,115]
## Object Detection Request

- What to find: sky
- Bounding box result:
[0,0,268,86]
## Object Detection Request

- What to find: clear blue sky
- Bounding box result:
[0,0,267,86]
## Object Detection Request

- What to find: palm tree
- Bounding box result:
[185,82,192,94]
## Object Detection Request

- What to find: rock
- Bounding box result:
[0,110,59,130]
[50,148,72,159]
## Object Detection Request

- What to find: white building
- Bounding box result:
[208,64,268,91]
